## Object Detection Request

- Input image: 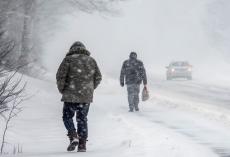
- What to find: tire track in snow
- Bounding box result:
[138,96,230,157]
[150,117,230,157]
[147,77,230,157]
[109,111,218,157]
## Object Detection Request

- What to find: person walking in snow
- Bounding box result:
[56,41,102,152]
[120,52,147,112]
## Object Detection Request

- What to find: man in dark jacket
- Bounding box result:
[120,52,147,112]
[56,41,102,152]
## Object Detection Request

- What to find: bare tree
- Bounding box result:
[19,0,36,71]
[0,0,129,77]
[0,3,26,153]
[0,5,19,115]
[0,77,25,154]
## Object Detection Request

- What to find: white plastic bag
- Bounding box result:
[142,87,149,101]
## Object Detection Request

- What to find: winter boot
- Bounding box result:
[135,107,139,112]
[129,106,134,112]
[67,131,79,151]
[78,138,87,152]
[129,109,134,112]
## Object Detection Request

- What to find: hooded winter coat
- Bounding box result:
[56,42,102,103]
[120,52,147,85]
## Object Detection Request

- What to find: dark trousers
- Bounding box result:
[62,102,90,139]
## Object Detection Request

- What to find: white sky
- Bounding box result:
[43,0,230,81]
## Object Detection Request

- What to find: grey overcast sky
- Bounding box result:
[43,0,230,81]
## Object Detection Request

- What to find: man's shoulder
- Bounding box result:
[84,55,98,66]
[62,55,71,63]
[136,59,143,65]
[87,56,97,64]
[123,60,129,64]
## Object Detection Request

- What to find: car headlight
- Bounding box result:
[187,68,192,71]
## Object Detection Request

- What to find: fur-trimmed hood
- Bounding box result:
[66,41,91,56]
[66,48,91,56]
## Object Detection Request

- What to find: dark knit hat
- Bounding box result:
[130,52,137,59]
[70,41,86,51]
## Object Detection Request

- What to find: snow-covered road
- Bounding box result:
[152,77,230,109]
[149,77,230,157]
[1,76,230,157]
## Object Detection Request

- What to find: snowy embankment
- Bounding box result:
[1,75,230,157]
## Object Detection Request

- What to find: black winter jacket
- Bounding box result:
[120,58,147,85]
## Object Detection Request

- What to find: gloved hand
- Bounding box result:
[120,82,124,87]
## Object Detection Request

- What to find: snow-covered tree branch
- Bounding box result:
[0,0,128,77]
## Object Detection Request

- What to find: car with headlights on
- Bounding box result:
[166,61,192,80]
